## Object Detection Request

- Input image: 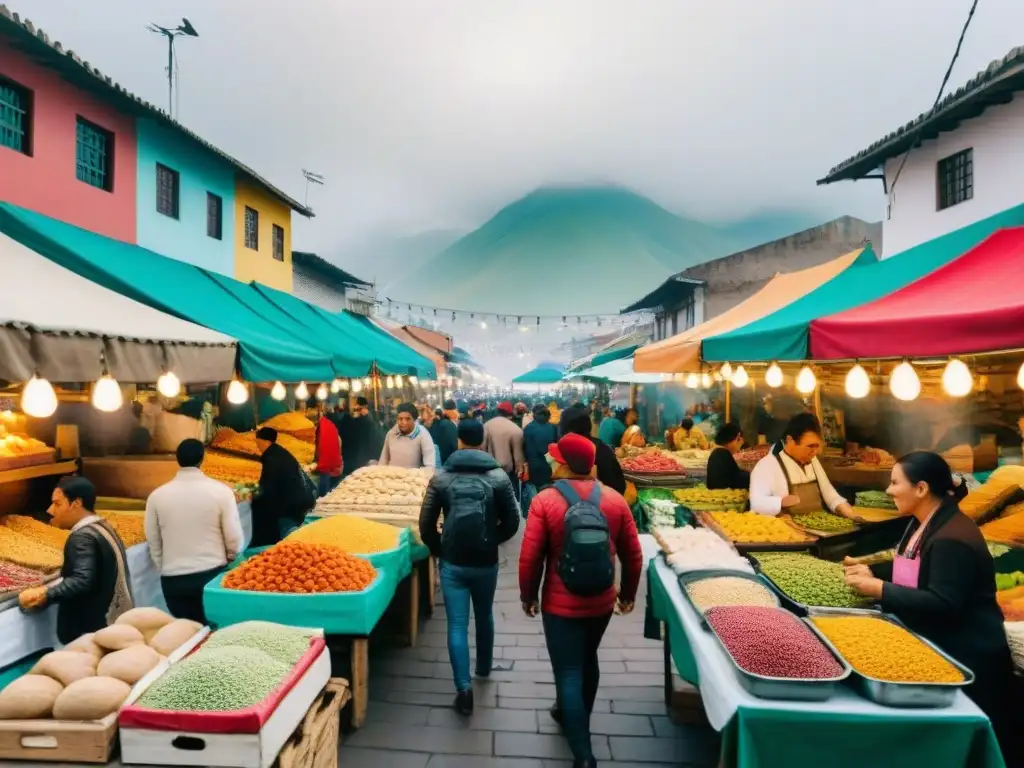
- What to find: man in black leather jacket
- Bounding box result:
[19,477,133,644]
[419,419,519,716]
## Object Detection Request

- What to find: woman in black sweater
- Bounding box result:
[705,423,750,491]
[844,452,1016,760]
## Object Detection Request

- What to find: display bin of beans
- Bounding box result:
[203,546,396,635]
[749,551,878,615]
[808,607,975,708]
[697,511,818,552]
[704,605,851,701]
[678,572,780,625]
[287,520,414,592]
[786,509,859,538]
[119,627,332,767]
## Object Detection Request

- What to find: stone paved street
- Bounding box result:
[341,529,721,767]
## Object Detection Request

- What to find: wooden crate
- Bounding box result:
[275,678,350,768]
[0,713,118,763]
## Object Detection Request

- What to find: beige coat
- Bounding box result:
[483,416,526,473]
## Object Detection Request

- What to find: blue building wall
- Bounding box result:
[135,118,236,274]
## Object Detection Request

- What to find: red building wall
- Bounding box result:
[0,38,136,242]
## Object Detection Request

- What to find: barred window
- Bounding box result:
[244,206,259,249]
[0,78,30,154]
[272,224,285,261]
[937,149,973,210]
[206,193,223,239]
[76,117,113,191]
[156,164,179,218]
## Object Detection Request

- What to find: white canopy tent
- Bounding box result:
[0,231,236,383]
[564,357,667,384]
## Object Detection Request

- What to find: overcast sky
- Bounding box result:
[22,0,1024,257]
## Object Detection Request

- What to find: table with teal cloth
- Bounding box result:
[648,556,1005,768]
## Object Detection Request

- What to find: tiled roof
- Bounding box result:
[0,4,313,217]
[292,251,371,287]
[819,45,1024,184]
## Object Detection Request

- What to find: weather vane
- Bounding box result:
[302,169,325,210]
[146,18,199,118]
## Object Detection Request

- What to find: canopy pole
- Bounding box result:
[725,378,731,422]
[813,380,823,424]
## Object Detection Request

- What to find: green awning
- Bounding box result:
[0,203,334,382]
[703,203,1024,363]
[346,314,439,378]
[512,365,566,384]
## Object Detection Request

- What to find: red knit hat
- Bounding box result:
[548,433,596,475]
[497,401,514,415]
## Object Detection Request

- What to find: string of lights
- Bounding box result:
[379,298,652,332]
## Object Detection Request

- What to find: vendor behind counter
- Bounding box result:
[706,422,749,491]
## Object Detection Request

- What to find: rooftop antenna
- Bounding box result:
[147,18,199,119]
[302,169,325,209]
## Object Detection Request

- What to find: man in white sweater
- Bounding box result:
[145,438,244,622]
[380,402,437,469]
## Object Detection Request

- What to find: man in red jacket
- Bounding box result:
[314,405,343,497]
[519,433,643,768]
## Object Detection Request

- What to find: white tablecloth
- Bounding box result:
[652,557,989,731]
[0,503,252,669]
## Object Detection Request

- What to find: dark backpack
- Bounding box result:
[555,480,614,597]
[440,473,495,558]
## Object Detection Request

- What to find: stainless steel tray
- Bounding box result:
[678,570,779,627]
[805,607,975,707]
[750,559,879,617]
[705,606,851,701]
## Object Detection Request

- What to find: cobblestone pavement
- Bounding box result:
[341,529,721,767]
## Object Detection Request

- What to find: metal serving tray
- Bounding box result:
[805,607,975,708]
[677,570,779,627]
[705,606,851,702]
[747,554,879,617]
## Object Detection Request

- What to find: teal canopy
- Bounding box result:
[512,364,566,384]
[703,203,1024,363]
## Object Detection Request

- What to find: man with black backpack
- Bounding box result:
[419,419,520,716]
[519,433,643,768]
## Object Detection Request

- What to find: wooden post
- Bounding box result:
[813,379,823,423]
[724,379,731,422]
[350,638,369,729]
[407,570,420,647]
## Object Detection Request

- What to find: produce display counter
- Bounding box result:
[0,460,78,486]
[647,556,1004,768]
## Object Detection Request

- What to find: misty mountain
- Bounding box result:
[333,229,466,287]
[714,210,830,252]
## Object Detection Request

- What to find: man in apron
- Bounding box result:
[749,412,854,518]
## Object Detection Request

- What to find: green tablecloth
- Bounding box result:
[648,557,1005,768]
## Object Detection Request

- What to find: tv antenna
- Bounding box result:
[302,169,325,209]
[147,18,199,119]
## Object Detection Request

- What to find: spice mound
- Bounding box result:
[754,551,867,608]
[685,577,776,614]
[811,615,964,683]
[287,515,400,553]
[222,541,376,594]
[706,605,842,680]
[138,647,289,711]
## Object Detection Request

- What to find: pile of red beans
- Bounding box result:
[706,605,843,679]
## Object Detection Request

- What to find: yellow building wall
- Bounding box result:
[233,179,293,292]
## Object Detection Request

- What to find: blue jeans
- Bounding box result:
[439,561,499,692]
[543,612,612,762]
[317,473,340,497]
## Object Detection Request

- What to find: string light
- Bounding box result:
[362,377,371,387]
[685,373,699,388]
[315,383,329,401]
[270,381,287,401]
[765,362,783,388]
[941,358,972,397]
[845,364,871,399]
[226,377,249,405]
[352,379,363,393]
[92,372,123,412]
[395,375,404,387]
[409,376,419,386]
[330,378,343,394]
[1018,361,1024,390]
[339,379,350,391]
[719,362,733,380]
[21,373,57,418]
[700,372,712,388]
[294,381,309,400]
[889,360,921,401]
[386,376,395,389]
[796,366,817,394]
[731,365,749,388]
[156,369,181,398]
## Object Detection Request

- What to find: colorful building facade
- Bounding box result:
[234,179,294,292]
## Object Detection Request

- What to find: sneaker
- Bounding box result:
[454,689,474,716]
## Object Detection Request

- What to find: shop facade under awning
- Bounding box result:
[565,357,665,384]
[810,227,1024,359]
[0,231,235,384]
[632,247,868,373]
[0,203,334,383]
[702,202,1024,364]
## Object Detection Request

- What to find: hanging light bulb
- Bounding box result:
[363,377,372,387]
[889,360,921,401]
[330,378,343,394]
[226,377,249,405]
[92,372,123,412]
[765,362,783,388]
[409,375,419,386]
[845,364,871,399]
[339,379,350,391]
[21,373,57,418]
[796,366,817,394]
[701,372,712,388]
[685,373,699,388]
[352,378,363,393]
[270,381,287,401]
[294,381,309,401]
[395,375,404,387]
[1018,361,1024,390]
[385,375,395,389]
[731,365,749,388]
[719,362,733,381]
[942,358,973,397]
[156,369,181,398]
[316,383,329,401]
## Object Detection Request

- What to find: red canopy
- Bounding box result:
[810,228,1024,359]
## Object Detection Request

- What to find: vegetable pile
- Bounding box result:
[996,571,1024,592]
[621,454,684,474]
[854,490,897,510]
[705,511,812,545]
[655,526,754,576]
[316,465,432,514]
[706,605,843,679]
[286,515,401,553]
[260,412,316,439]
[201,622,316,665]
[685,576,776,614]
[222,541,376,593]
[673,485,748,510]
[638,488,675,503]
[734,445,770,465]
[754,552,866,608]
[789,510,857,534]
[811,615,963,683]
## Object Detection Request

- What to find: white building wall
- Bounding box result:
[882,95,1024,257]
[292,266,350,313]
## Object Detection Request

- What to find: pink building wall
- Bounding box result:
[0,37,136,242]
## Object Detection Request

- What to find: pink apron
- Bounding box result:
[891,513,936,588]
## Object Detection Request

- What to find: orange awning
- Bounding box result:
[370,318,447,377]
[632,248,865,373]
